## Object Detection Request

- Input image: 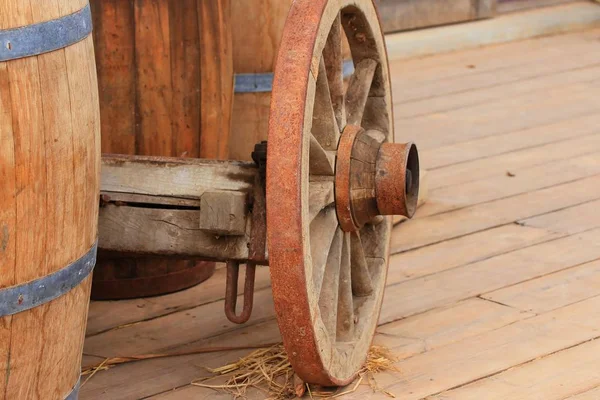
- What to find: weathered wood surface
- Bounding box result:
[81,29,600,400]
[374,0,495,33]
[90,0,234,297]
[0,0,100,398]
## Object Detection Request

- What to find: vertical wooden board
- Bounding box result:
[0,64,16,400]
[135,0,173,156]
[168,0,201,158]
[199,0,233,159]
[229,0,292,161]
[64,37,101,252]
[230,92,271,160]
[90,0,136,154]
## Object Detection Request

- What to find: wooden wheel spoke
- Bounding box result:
[323,13,346,131]
[309,181,335,222]
[309,134,335,176]
[350,231,373,297]
[312,58,340,151]
[336,232,355,342]
[318,228,343,339]
[310,207,339,293]
[345,58,378,126]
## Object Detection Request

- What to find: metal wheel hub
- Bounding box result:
[335,125,420,232]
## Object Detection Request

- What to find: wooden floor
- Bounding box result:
[81,28,600,399]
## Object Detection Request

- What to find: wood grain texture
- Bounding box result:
[91,0,234,295]
[199,0,233,159]
[374,0,495,33]
[0,1,99,398]
[229,0,292,160]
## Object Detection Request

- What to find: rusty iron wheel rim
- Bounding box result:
[267,0,394,386]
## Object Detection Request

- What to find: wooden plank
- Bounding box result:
[383,228,600,323]
[429,338,600,400]
[85,266,272,336]
[387,224,560,284]
[421,111,600,169]
[98,205,250,260]
[566,386,600,400]
[389,29,600,95]
[199,0,233,160]
[391,174,600,254]
[101,155,256,199]
[384,3,600,63]
[81,319,282,400]
[90,0,136,154]
[428,133,600,190]
[520,198,600,235]
[395,82,600,150]
[482,259,600,314]
[169,0,201,158]
[377,298,532,359]
[353,294,600,399]
[393,52,600,117]
[134,0,173,156]
[374,0,494,34]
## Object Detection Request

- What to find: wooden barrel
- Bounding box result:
[229,0,352,160]
[89,0,233,299]
[0,1,100,398]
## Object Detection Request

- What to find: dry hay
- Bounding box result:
[192,344,399,399]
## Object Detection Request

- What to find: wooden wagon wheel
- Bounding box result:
[267,0,419,386]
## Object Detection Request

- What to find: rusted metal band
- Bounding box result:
[0,4,92,62]
[0,242,97,317]
[65,376,81,400]
[235,59,355,93]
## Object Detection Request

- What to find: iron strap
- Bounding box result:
[0,4,92,62]
[0,241,97,317]
[234,59,355,93]
[65,376,81,400]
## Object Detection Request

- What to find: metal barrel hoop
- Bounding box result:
[64,376,81,400]
[0,4,92,62]
[0,241,98,317]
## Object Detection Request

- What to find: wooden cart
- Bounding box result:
[98,0,420,386]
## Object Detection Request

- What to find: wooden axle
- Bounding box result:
[99,154,266,263]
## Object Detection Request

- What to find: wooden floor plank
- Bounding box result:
[392,174,600,254]
[482,259,600,314]
[80,319,281,400]
[428,133,600,190]
[383,228,600,323]
[387,224,561,284]
[565,386,600,400]
[389,28,600,98]
[376,298,533,359]
[83,287,275,358]
[429,338,600,400]
[421,111,600,169]
[86,265,271,336]
[395,81,600,150]
[351,294,600,399]
[421,152,600,217]
[520,198,600,235]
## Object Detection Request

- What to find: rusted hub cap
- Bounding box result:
[335,125,420,232]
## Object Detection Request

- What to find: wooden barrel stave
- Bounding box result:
[0,0,99,398]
